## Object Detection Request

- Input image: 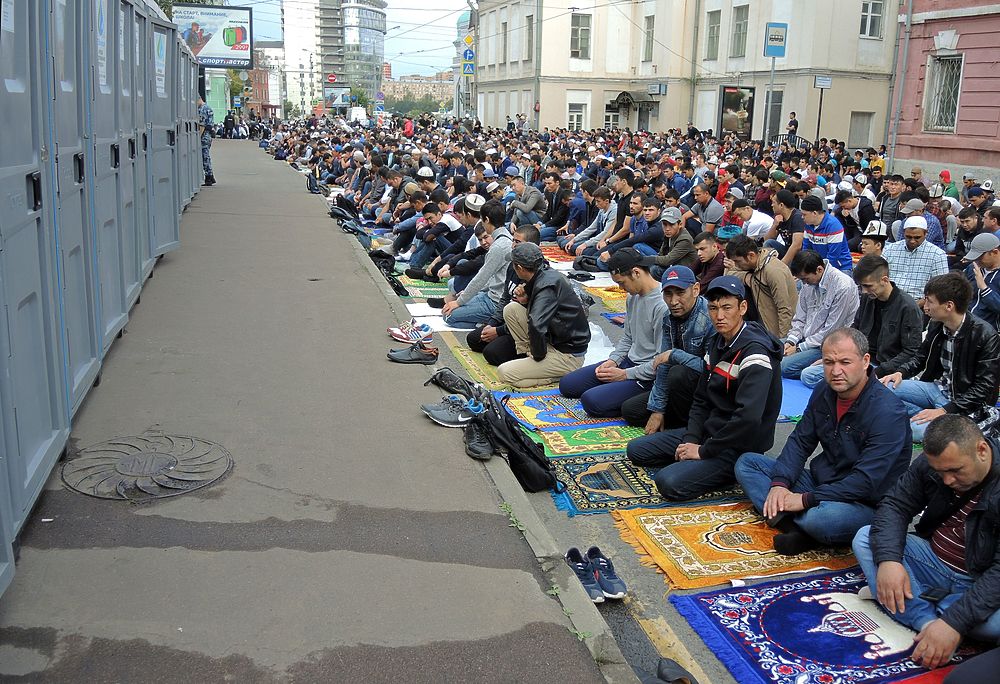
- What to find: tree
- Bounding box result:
[155,0,213,19]
[283,100,294,118]
[227,69,245,98]
[350,87,370,109]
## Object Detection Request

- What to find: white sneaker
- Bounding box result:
[395,252,411,262]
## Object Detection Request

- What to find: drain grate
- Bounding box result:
[62,434,233,502]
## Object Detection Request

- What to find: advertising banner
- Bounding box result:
[174,3,253,69]
[323,85,351,109]
[719,86,755,140]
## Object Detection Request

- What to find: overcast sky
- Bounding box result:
[249,0,468,77]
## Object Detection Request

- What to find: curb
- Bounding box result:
[337,219,638,684]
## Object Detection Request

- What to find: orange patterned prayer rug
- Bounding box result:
[539,244,576,263]
[612,502,856,589]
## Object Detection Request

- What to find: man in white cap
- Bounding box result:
[897,197,946,250]
[883,215,949,307]
[964,232,1000,330]
[860,220,890,257]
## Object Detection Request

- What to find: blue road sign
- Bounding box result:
[764,22,788,58]
[233,96,242,107]
[463,48,475,61]
[462,62,475,75]
[376,91,385,101]
[375,103,385,112]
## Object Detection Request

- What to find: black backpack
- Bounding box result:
[478,392,559,493]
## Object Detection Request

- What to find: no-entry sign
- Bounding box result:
[327,73,337,83]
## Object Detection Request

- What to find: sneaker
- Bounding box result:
[423,397,484,428]
[586,546,627,599]
[420,394,465,416]
[395,252,411,262]
[387,342,439,365]
[565,547,605,604]
[405,267,429,280]
[426,297,445,309]
[463,419,493,460]
[387,319,433,344]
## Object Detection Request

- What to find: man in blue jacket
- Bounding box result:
[735,327,912,555]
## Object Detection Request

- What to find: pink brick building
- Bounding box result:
[890,0,1000,176]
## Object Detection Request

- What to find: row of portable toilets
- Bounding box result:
[0,0,202,596]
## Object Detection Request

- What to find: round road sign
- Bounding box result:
[327,73,337,83]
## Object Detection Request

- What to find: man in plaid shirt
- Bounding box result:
[883,216,948,307]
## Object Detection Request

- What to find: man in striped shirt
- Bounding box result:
[883,216,949,307]
[799,195,854,273]
[853,415,1000,670]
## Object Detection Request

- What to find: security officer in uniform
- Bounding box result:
[197,94,216,186]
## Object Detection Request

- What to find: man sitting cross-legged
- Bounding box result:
[626,275,783,501]
[880,272,1000,442]
[620,266,716,431]
[559,248,667,417]
[735,327,912,556]
[853,415,1000,670]
[493,243,591,388]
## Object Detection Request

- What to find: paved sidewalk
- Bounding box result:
[0,141,608,682]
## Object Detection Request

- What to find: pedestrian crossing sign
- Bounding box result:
[462,62,475,75]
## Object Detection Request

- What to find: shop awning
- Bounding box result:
[613,90,655,108]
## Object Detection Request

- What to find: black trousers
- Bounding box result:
[944,648,1000,684]
[621,365,701,429]
[466,328,519,367]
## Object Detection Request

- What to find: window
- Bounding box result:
[643,16,654,62]
[568,102,586,131]
[525,15,533,61]
[500,21,508,63]
[571,14,591,59]
[705,10,720,60]
[860,1,883,39]
[848,111,874,148]
[730,5,748,57]
[604,104,620,129]
[924,55,963,132]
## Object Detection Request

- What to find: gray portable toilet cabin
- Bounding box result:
[134,0,156,281]
[176,44,192,209]
[147,6,180,257]
[117,0,144,310]
[0,0,72,536]
[89,0,130,353]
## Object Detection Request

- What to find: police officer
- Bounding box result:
[197,95,216,186]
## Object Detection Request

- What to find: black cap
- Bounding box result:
[607,247,647,274]
[800,195,825,212]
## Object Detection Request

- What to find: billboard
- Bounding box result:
[324,86,351,109]
[718,86,755,141]
[174,4,253,69]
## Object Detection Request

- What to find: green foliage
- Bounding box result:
[386,93,439,119]
[155,0,214,19]
[227,69,244,98]
[350,87,370,109]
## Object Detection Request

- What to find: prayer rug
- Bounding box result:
[540,244,576,263]
[612,502,856,589]
[669,569,978,684]
[397,275,449,299]
[532,425,644,457]
[601,312,625,327]
[583,285,627,313]
[495,389,624,431]
[779,377,814,423]
[550,451,745,516]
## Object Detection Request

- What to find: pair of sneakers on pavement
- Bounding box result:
[388,318,433,344]
[419,395,494,460]
[565,547,627,603]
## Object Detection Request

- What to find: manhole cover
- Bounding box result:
[62,434,233,502]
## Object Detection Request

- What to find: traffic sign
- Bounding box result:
[464,34,474,47]
[233,96,241,107]
[462,48,475,61]
[376,91,385,101]
[764,22,788,58]
[814,75,833,89]
[375,103,385,112]
[462,62,475,75]
[327,73,337,83]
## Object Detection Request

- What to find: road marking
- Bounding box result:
[626,597,712,684]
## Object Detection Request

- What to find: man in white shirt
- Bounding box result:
[731,199,773,240]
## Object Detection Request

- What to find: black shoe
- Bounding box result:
[421,273,441,283]
[404,267,427,280]
[203,175,216,186]
[426,297,445,309]
[463,419,493,460]
[773,529,821,556]
[765,511,797,533]
[423,367,477,399]
[387,342,439,365]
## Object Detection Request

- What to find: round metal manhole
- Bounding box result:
[62,434,233,502]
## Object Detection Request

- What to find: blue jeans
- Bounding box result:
[556,234,577,250]
[513,209,542,226]
[559,360,648,417]
[889,379,948,442]
[765,239,788,258]
[781,347,823,379]
[853,527,1000,640]
[409,240,437,269]
[800,363,825,388]
[626,428,738,501]
[735,453,875,544]
[538,226,558,242]
[444,291,497,328]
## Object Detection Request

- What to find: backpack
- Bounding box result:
[477,392,560,493]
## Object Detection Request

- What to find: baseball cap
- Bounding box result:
[402,182,420,197]
[725,187,745,200]
[510,242,546,269]
[504,166,520,177]
[963,172,977,181]
[964,232,1000,261]
[659,265,696,290]
[704,275,746,300]
[482,169,496,179]
[770,170,787,182]
[903,215,928,231]
[660,206,683,224]
[899,198,926,214]
[968,187,985,198]
[416,166,435,178]
[607,247,647,274]
[862,220,889,239]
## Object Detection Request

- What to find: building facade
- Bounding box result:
[342,0,388,102]
[282,0,321,115]
[475,0,898,147]
[382,73,454,105]
[257,41,286,114]
[889,0,1000,179]
[319,0,346,86]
